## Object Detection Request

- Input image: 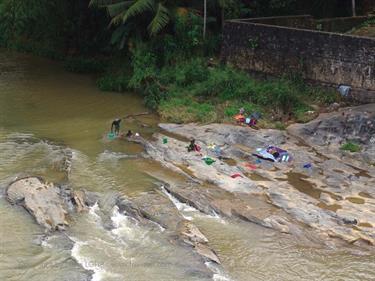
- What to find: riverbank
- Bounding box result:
[0,38,343,129]
[1,49,375,281]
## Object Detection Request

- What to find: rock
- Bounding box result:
[178,220,208,244]
[6,176,90,231]
[116,189,220,269]
[84,191,101,207]
[72,190,87,213]
[161,182,282,231]
[320,193,336,205]
[131,190,184,231]
[263,215,290,233]
[328,102,340,112]
[195,243,221,265]
[134,120,375,249]
[287,104,375,165]
[178,220,221,264]
[343,218,358,225]
[7,177,68,231]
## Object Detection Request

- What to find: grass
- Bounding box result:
[340,142,361,153]
[159,98,217,123]
[96,56,340,127]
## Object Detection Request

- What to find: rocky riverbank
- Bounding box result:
[4,104,374,281]
[131,104,375,249]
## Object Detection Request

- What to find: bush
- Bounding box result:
[159,58,208,86]
[128,45,158,89]
[224,101,261,117]
[96,73,130,92]
[274,121,287,130]
[309,87,341,105]
[143,83,165,110]
[340,142,361,153]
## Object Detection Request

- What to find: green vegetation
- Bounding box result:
[340,142,362,153]
[97,47,339,123]
[348,17,375,38]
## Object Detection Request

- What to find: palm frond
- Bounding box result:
[107,1,133,17]
[148,3,170,36]
[89,0,120,8]
[122,0,155,23]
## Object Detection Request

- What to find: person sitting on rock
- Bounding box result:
[249,117,257,127]
[111,118,121,135]
[187,139,201,152]
[126,130,133,138]
[268,147,280,159]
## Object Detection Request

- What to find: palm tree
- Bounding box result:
[90,0,173,36]
[203,0,207,38]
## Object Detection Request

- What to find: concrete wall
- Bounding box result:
[239,15,315,29]
[316,16,370,33]
[221,17,375,102]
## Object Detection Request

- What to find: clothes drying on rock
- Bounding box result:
[338,85,351,97]
[235,114,245,123]
[244,163,257,170]
[253,146,291,162]
[203,157,215,165]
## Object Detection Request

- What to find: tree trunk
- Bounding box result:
[352,0,356,16]
[203,0,207,39]
[221,7,225,30]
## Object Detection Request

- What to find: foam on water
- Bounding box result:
[160,185,196,220]
[97,150,137,162]
[70,238,107,281]
[88,202,102,224]
[160,185,225,223]
[205,261,232,281]
[110,206,149,243]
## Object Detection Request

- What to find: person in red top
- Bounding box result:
[187,139,201,152]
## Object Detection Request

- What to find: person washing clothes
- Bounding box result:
[187,139,201,152]
[111,118,122,135]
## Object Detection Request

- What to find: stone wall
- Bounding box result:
[239,15,315,29]
[221,16,375,102]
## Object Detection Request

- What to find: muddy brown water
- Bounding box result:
[1,49,375,281]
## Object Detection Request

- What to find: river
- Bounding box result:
[0,49,374,281]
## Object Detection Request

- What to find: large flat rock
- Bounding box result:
[7,177,68,231]
[7,177,90,231]
[133,118,375,249]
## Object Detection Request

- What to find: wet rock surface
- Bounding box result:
[6,176,90,231]
[116,188,220,268]
[130,106,375,249]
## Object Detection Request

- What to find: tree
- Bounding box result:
[90,0,176,36]
[352,0,356,16]
[203,0,207,38]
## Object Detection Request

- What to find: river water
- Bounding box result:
[0,50,374,281]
